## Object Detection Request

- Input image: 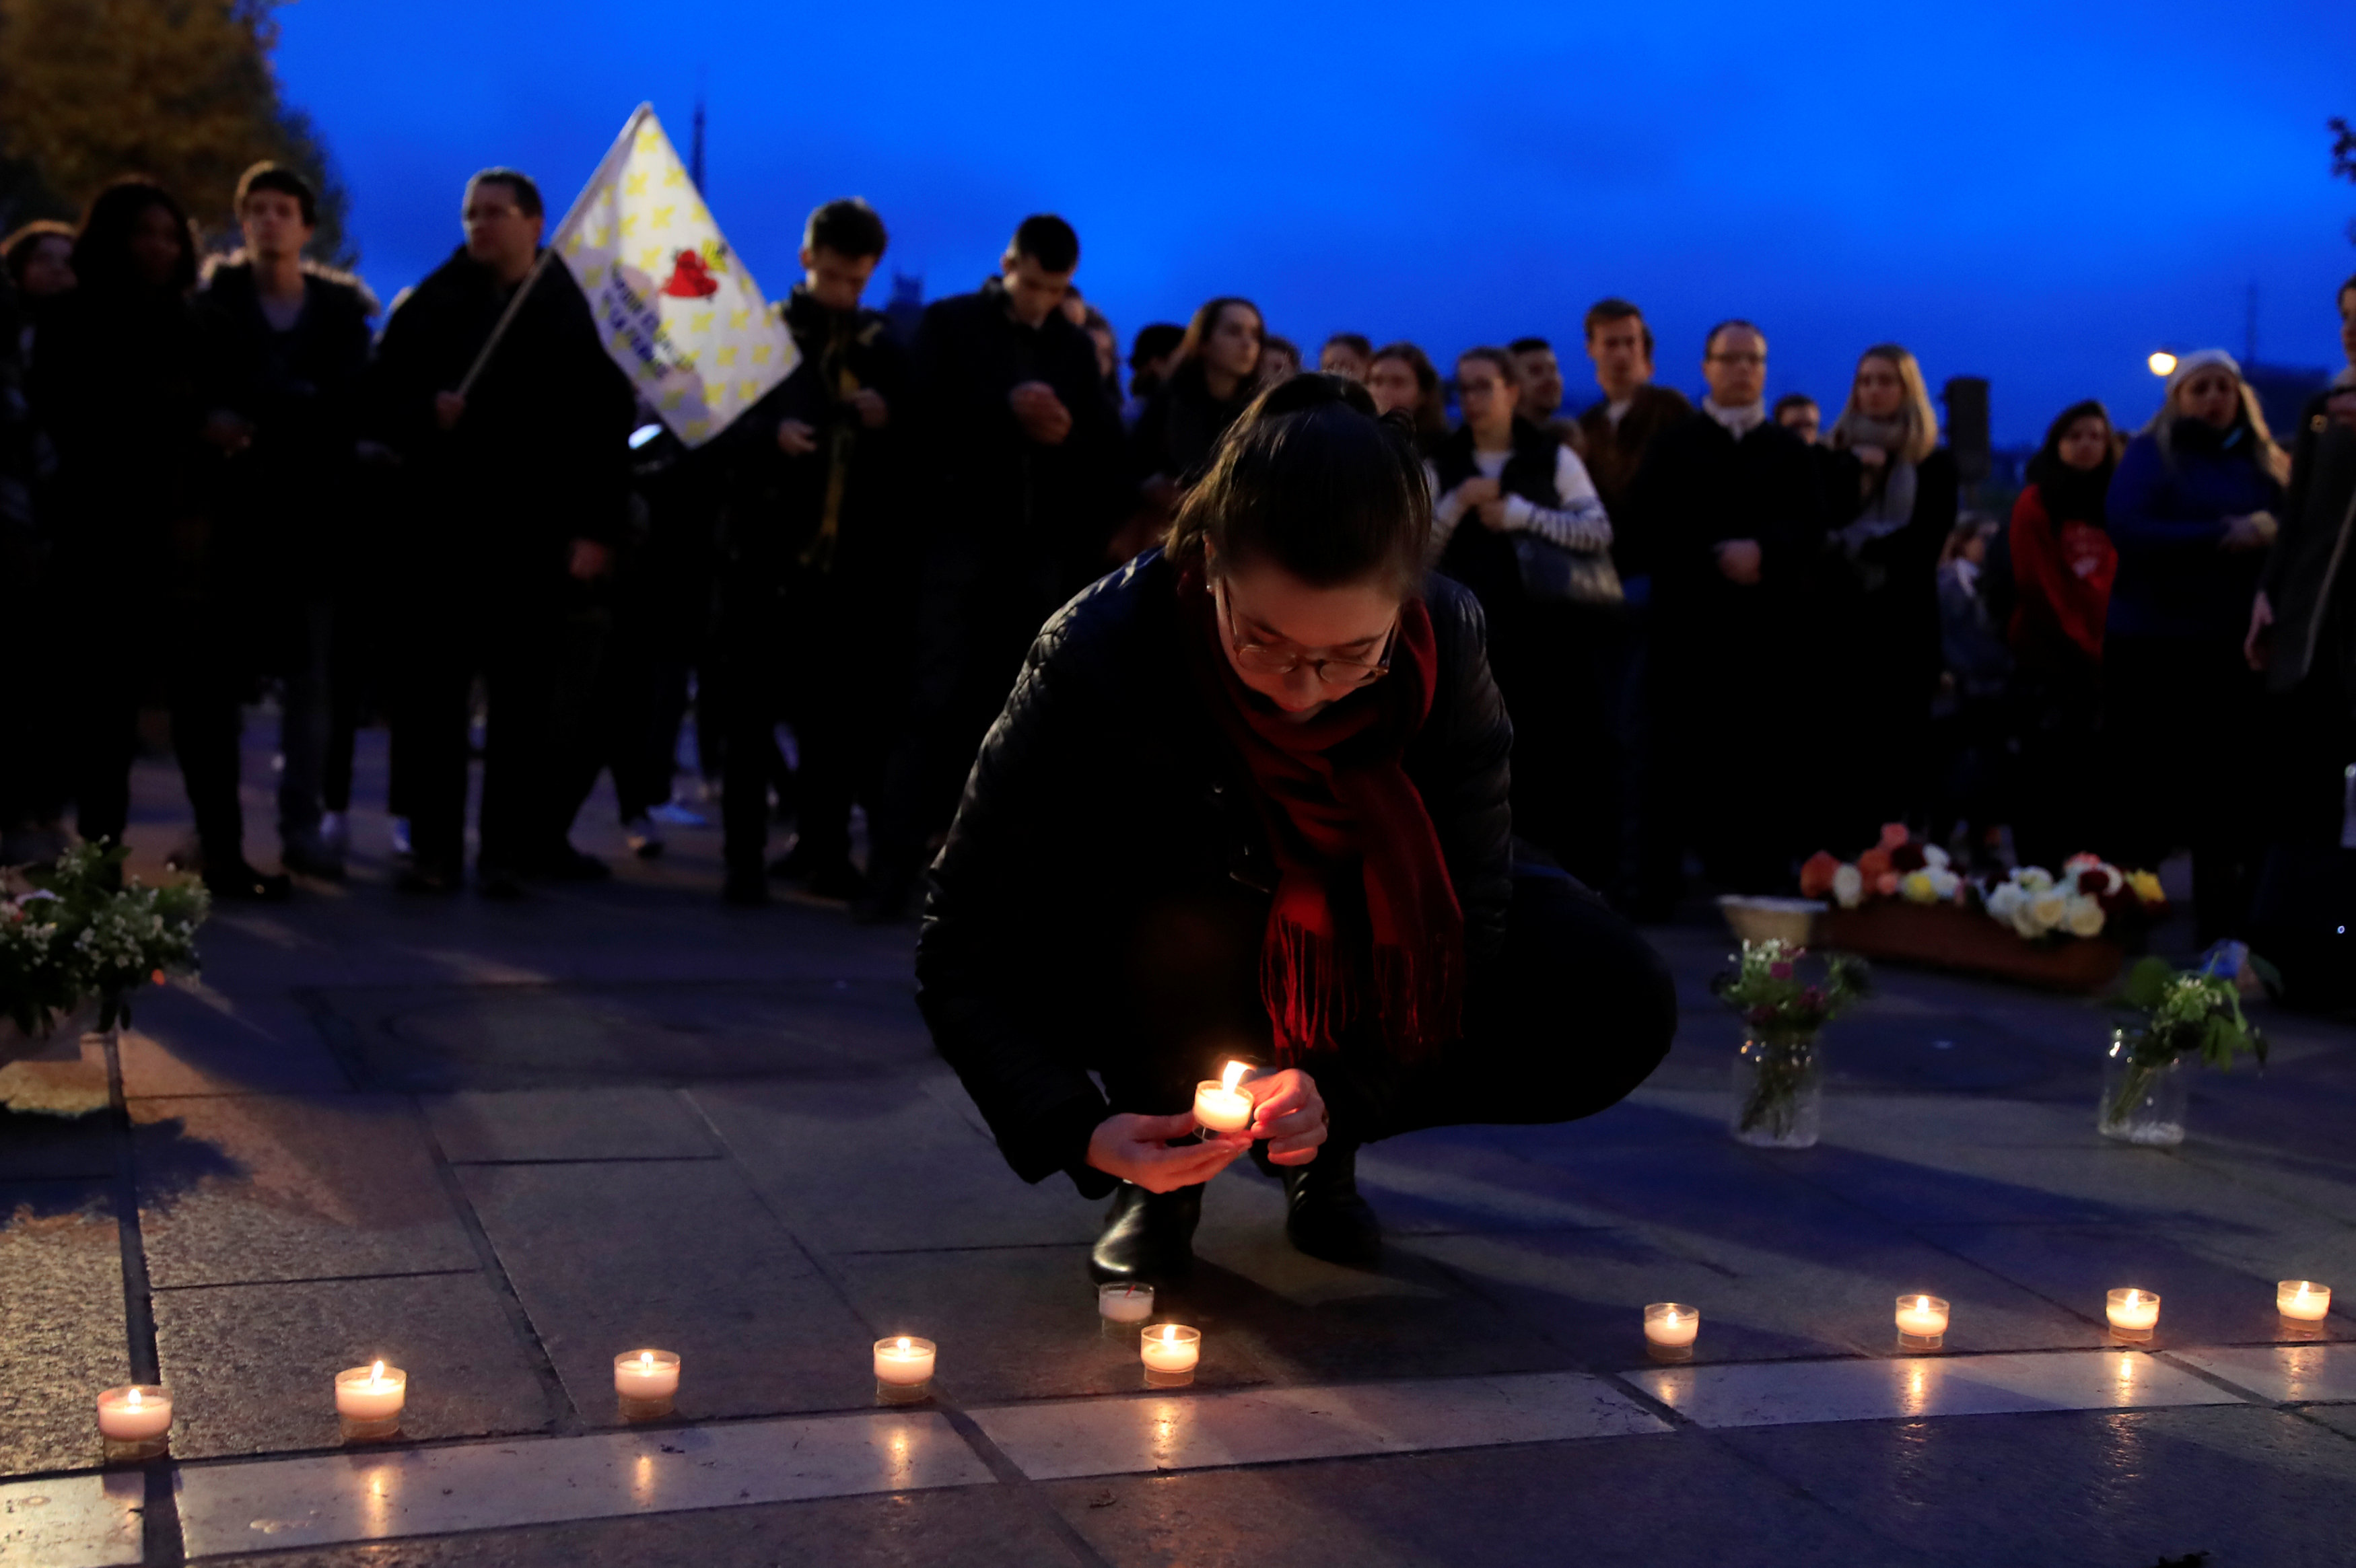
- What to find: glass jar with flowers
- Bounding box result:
[1711,939,1869,1149]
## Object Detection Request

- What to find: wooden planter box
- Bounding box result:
[1815,901,2125,993]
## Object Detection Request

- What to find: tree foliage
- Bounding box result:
[0,0,353,262]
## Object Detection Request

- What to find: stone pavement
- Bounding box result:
[4,731,2355,1566]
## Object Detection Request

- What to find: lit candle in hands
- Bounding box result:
[1193,1061,1253,1136]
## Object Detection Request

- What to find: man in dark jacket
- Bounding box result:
[370,167,635,895]
[859,213,1123,921]
[1627,319,1824,901]
[1576,299,1692,573]
[197,163,374,879]
[709,199,911,905]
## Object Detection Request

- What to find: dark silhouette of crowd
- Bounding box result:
[3,164,2353,962]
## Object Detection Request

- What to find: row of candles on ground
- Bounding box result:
[90,1277,2335,1460]
[1641,1279,2335,1361]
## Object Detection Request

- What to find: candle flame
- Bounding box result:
[896,1337,910,1351]
[1664,1310,1679,1326]
[1164,1326,1179,1343]
[639,1351,654,1370]
[127,1388,141,1409]
[1917,1295,1931,1311]
[370,1360,385,1383]
[1221,1061,1247,1092]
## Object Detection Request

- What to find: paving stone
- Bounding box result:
[133,1095,476,1288]
[2175,1141,2356,1227]
[0,1028,112,1118]
[151,1271,549,1458]
[0,1472,144,1568]
[317,982,930,1092]
[1776,1138,2338,1229]
[1405,1213,2104,1367]
[0,1106,117,1180]
[691,1076,1097,1255]
[457,1160,877,1422]
[421,1088,718,1163]
[174,1411,994,1557]
[1929,1222,2356,1349]
[1720,1404,2356,1567]
[1042,1431,1935,1568]
[2304,1405,2356,1442]
[2174,1343,2356,1403]
[193,1485,1068,1568]
[115,988,351,1098]
[1632,1347,2246,1428]
[0,1183,130,1476]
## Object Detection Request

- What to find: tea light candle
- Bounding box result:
[2106,1288,2161,1341]
[1643,1303,1698,1363]
[873,1336,936,1405]
[335,1361,407,1441]
[95,1384,172,1456]
[613,1349,680,1419]
[1140,1323,1201,1387]
[1099,1283,1155,1324]
[1193,1061,1253,1135]
[1894,1293,1950,1351]
[2277,1281,2332,1322]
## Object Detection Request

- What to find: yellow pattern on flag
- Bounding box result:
[545,104,799,450]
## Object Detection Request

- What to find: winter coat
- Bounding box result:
[913,548,1513,1194]
[2260,386,2356,698]
[1819,445,1955,700]
[2008,467,2116,672]
[1128,357,1253,494]
[2104,423,2282,643]
[909,277,1123,581]
[368,246,635,587]
[1576,384,1692,575]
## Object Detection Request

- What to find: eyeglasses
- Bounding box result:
[1218,582,1395,688]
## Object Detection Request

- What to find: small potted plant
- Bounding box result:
[2,843,209,1066]
[2100,950,2274,1147]
[1711,939,1870,1149]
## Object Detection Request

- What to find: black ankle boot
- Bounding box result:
[1281,1145,1381,1267]
[1088,1183,1203,1285]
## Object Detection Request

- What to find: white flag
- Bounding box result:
[547,104,797,448]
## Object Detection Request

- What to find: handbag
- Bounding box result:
[1513,532,1624,606]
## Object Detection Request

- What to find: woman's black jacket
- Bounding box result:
[913,549,1513,1195]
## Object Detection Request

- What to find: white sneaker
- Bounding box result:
[390,816,412,858]
[623,814,665,859]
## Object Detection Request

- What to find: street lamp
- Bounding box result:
[2147,351,2178,377]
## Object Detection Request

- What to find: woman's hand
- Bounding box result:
[1244,1069,1329,1167]
[1454,476,1501,509]
[1086,1112,1250,1192]
[2245,590,2274,672]
[2221,512,2276,552]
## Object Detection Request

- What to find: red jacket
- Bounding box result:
[2009,482,2116,667]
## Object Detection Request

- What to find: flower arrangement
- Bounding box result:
[1800,824,1964,911]
[1711,939,1870,1141]
[2102,952,2273,1135]
[2,843,209,1036]
[1982,854,2166,943]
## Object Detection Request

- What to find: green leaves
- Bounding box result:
[2110,953,2268,1076]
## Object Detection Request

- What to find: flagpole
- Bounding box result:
[451,102,653,406]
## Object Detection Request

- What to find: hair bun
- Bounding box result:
[1255,370,1379,422]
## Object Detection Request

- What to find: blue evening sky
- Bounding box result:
[277,0,2356,443]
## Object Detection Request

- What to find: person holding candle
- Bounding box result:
[916,374,1677,1284]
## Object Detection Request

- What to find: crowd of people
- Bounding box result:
[3,164,2353,950]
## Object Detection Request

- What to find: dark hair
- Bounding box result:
[1176,296,1263,369]
[2026,398,2118,489]
[1010,213,1079,273]
[1457,345,1521,389]
[466,168,544,219]
[3,219,74,287]
[1167,374,1432,596]
[1508,336,1552,357]
[1129,322,1183,372]
[1772,392,1818,419]
[1583,298,1654,355]
[72,177,197,295]
[234,161,316,227]
[1705,318,1764,355]
[2340,271,2356,308]
[804,197,887,260]
[1370,340,1449,452]
[1263,334,1300,367]
[1322,332,1372,359]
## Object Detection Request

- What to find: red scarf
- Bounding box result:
[2008,484,2117,664]
[1178,567,1465,1064]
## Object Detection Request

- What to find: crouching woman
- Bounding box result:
[915,374,1675,1283]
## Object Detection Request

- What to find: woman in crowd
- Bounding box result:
[1259,334,1301,388]
[1818,344,1955,850]
[30,178,288,898]
[2007,400,2120,870]
[1319,332,1372,382]
[1364,340,1447,456]
[1429,347,1620,886]
[2106,350,2285,941]
[1130,295,1264,505]
[915,376,1673,1283]
[1930,518,2011,863]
